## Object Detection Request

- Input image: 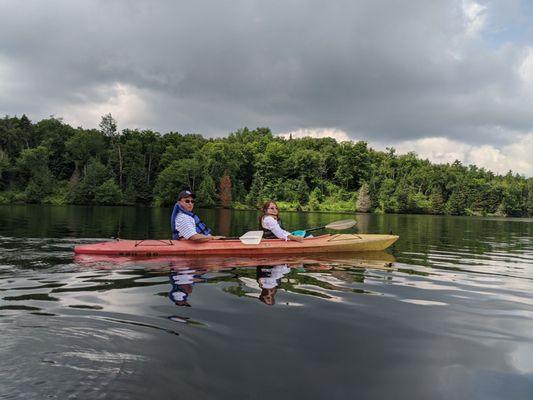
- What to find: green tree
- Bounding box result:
[121,133,151,204]
[500,184,524,216]
[201,141,243,180]
[376,178,398,213]
[33,117,77,179]
[65,129,105,178]
[526,179,533,216]
[308,187,322,211]
[0,116,27,160]
[16,146,54,202]
[429,187,446,214]
[153,159,203,206]
[254,141,290,182]
[159,133,206,169]
[0,150,9,189]
[197,176,217,207]
[407,191,431,214]
[446,185,468,215]
[94,178,122,205]
[287,148,324,187]
[334,141,371,190]
[356,182,372,212]
[69,159,111,204]
[100,114,123,188]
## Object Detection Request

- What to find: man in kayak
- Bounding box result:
[171,190,224,241]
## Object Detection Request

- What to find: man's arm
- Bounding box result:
[175,214,224,241]
[175,214,198,240]
[188,233,224,242]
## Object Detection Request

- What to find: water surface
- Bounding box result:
[1,205,532,399]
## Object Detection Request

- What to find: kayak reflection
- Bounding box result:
[167,264,295,307]
[75,251,395,271]
[74,252,396,306]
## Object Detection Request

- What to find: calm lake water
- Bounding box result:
[1,205,532,399]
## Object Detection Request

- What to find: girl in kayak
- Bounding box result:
[260,201,304,242]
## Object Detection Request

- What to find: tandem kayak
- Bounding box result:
[74,234,399,257]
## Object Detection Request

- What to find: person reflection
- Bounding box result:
[256,264,292,306]
[168,268,207,307]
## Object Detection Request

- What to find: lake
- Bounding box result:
[1,205,532,399]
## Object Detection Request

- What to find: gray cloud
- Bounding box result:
[1,0,532,147]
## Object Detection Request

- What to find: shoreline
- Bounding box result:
[1,202,530,220]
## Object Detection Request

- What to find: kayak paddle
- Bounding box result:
[239,230,264,245]
[291,219,356,237]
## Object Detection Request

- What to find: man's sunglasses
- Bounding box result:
[182,199,195,204]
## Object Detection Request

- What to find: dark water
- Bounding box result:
[1,205,532,400]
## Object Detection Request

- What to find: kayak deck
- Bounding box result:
[74,234,399,256]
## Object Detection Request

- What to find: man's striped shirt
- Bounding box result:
[174,213,197,239]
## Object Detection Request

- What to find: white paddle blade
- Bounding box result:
[325,219,357,230]
[239,230,264,245]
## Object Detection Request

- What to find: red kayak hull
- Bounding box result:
[74,234,399,257]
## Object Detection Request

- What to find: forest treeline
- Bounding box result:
[0,114,532,217]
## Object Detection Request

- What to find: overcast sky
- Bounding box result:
[1,0,533,176]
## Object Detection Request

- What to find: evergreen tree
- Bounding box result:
[429,187,446,214]
[197,176,217,207]
[446,185,468,215]
[16,146,54,201]
[100,114,123,188]
[356,182,372,212]
[527,179,533,216]
[69,159,110,204]
[308,187,322,211]
[0,150,9,189]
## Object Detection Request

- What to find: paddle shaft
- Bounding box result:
[304,225,327,233]
[292,219,356,236]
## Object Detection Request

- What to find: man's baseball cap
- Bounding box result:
[177,190,196,200]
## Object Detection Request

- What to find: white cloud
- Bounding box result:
[277,128,352,142]
[462,0,487,36]
[61,83,150,131]
[389,135,533,176]
[393,137,472,165]
[518,46,533,85]
[469,135,533,176]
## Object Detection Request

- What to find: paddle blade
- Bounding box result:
[324,219,357,230]
[239,230,264,245]
[291,230,306,237]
